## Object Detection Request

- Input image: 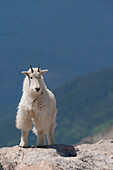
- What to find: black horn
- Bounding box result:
[38,64,40,72]
[30,65,33,73]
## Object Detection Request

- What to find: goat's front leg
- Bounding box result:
[46,125,55,145]
[19,130,28,147]
[37,131,46,146]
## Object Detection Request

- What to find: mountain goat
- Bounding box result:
[16,65,57,147]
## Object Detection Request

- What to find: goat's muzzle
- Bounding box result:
[35,88,40,92]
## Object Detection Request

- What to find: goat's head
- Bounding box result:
[22,65,48,97]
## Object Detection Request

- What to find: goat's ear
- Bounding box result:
[41,69,48,75]
[22,71,29,77]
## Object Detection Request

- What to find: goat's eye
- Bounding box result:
[30,77,32,79]
[39,76,41,79]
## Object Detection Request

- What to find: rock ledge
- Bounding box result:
[0,140,113,169]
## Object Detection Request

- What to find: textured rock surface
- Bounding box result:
[0,140,113,170]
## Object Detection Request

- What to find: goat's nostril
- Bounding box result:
[35,88,40,92]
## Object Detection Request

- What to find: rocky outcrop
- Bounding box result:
[0,140,113,170]
[80,126,113,144]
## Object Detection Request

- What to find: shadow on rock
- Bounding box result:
[22,144,78,157]
[37,144,78,157]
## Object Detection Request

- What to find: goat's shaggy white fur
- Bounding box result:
[16,66,57,147]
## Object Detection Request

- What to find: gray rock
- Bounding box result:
[0,140,113,170]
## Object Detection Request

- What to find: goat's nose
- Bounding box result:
[35,88,40,92]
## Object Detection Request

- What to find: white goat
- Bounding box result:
[16,65,57,147]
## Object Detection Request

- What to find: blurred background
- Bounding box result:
[0,0,113,147]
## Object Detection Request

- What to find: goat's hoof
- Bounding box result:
[19,142,26,148]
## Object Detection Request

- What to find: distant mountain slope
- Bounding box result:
[0,0,113,106]
[80,125,113,144]
[54,68,113,144]
[1,69,113,147]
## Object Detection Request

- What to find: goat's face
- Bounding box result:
[22,65,48,97]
